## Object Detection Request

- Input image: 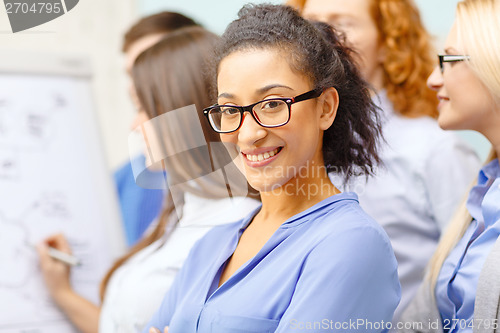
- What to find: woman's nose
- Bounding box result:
[237,112,267,145]
[427,66,444,91]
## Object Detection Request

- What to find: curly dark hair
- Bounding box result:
[211,4,383,180]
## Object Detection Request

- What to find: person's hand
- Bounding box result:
[149,326,168,333]
[37,233,74,300]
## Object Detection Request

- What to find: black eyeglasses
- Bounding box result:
[203,89,323,133]
[438,54,470,73]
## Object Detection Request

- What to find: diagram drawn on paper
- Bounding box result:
[0,59,124,333]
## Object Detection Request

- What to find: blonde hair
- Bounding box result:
[427,0,500,290]
[287,0,439,119]
[427,150,497,289]
[456,0,500,104]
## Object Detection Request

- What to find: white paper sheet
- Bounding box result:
[0,54,124,332]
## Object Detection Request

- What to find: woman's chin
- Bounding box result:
[247,177,288,194]
[437,116,464,131]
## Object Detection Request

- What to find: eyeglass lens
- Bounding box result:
[210,99,289,132]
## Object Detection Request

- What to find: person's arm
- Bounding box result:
[276,226,401,333]
[37,234,100,333]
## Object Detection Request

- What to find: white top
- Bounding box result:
[333,91,481,321]
[98,193,260,333]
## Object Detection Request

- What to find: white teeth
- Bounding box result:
[245,148,280,162]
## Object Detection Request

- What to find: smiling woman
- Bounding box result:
[144,4,400,333]
[428,26,497,132]
[215,49,335,194]
[399,0,500,331]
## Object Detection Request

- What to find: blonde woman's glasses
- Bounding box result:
[438,54,470,73]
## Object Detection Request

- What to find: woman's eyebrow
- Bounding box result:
[256,84,294,95]
[217,84,294,100]
[444,47,460,55]
[217,92,234,99]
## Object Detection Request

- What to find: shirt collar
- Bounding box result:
[466,158,500,226]
[237,192,359,231]
[478,158,500,185]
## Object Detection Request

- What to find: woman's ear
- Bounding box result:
[318,87,339,130]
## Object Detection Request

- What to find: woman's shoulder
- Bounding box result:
[319,192,383,224]
[298,195,399,286]
[387,114,445,143]
[305,193,393,248]
[382,115,479,176]
[376,94,466,153]
[386,114,474,155]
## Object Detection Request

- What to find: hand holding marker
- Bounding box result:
[35,234,81,267]
[47,246,81,266]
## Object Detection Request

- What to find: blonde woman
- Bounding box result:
[288,0,481,318]
[399,0,500,332]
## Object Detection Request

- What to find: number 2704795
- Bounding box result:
[5,2,62,14]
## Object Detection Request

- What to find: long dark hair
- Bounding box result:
[211,4,383,181]
[100,26,256,300]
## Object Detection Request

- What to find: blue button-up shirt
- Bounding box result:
[436,159,500,333]
[337,92,480,321]
[144,192,400,333]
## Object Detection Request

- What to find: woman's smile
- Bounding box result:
[241,147,283,167]
[217,48,328,192]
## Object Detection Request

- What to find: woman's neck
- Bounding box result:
[255,164,340,226]
[492,124,500,159]
[483,112,500,160]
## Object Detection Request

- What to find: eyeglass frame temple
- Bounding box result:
[438,54,470,73]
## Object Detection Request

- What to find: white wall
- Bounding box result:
[138,0,283,35]
[0,0,138,170]
[415,0,459,46]
[136,0,491,161]
[137,0,459,47]
[1,0,489,171]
